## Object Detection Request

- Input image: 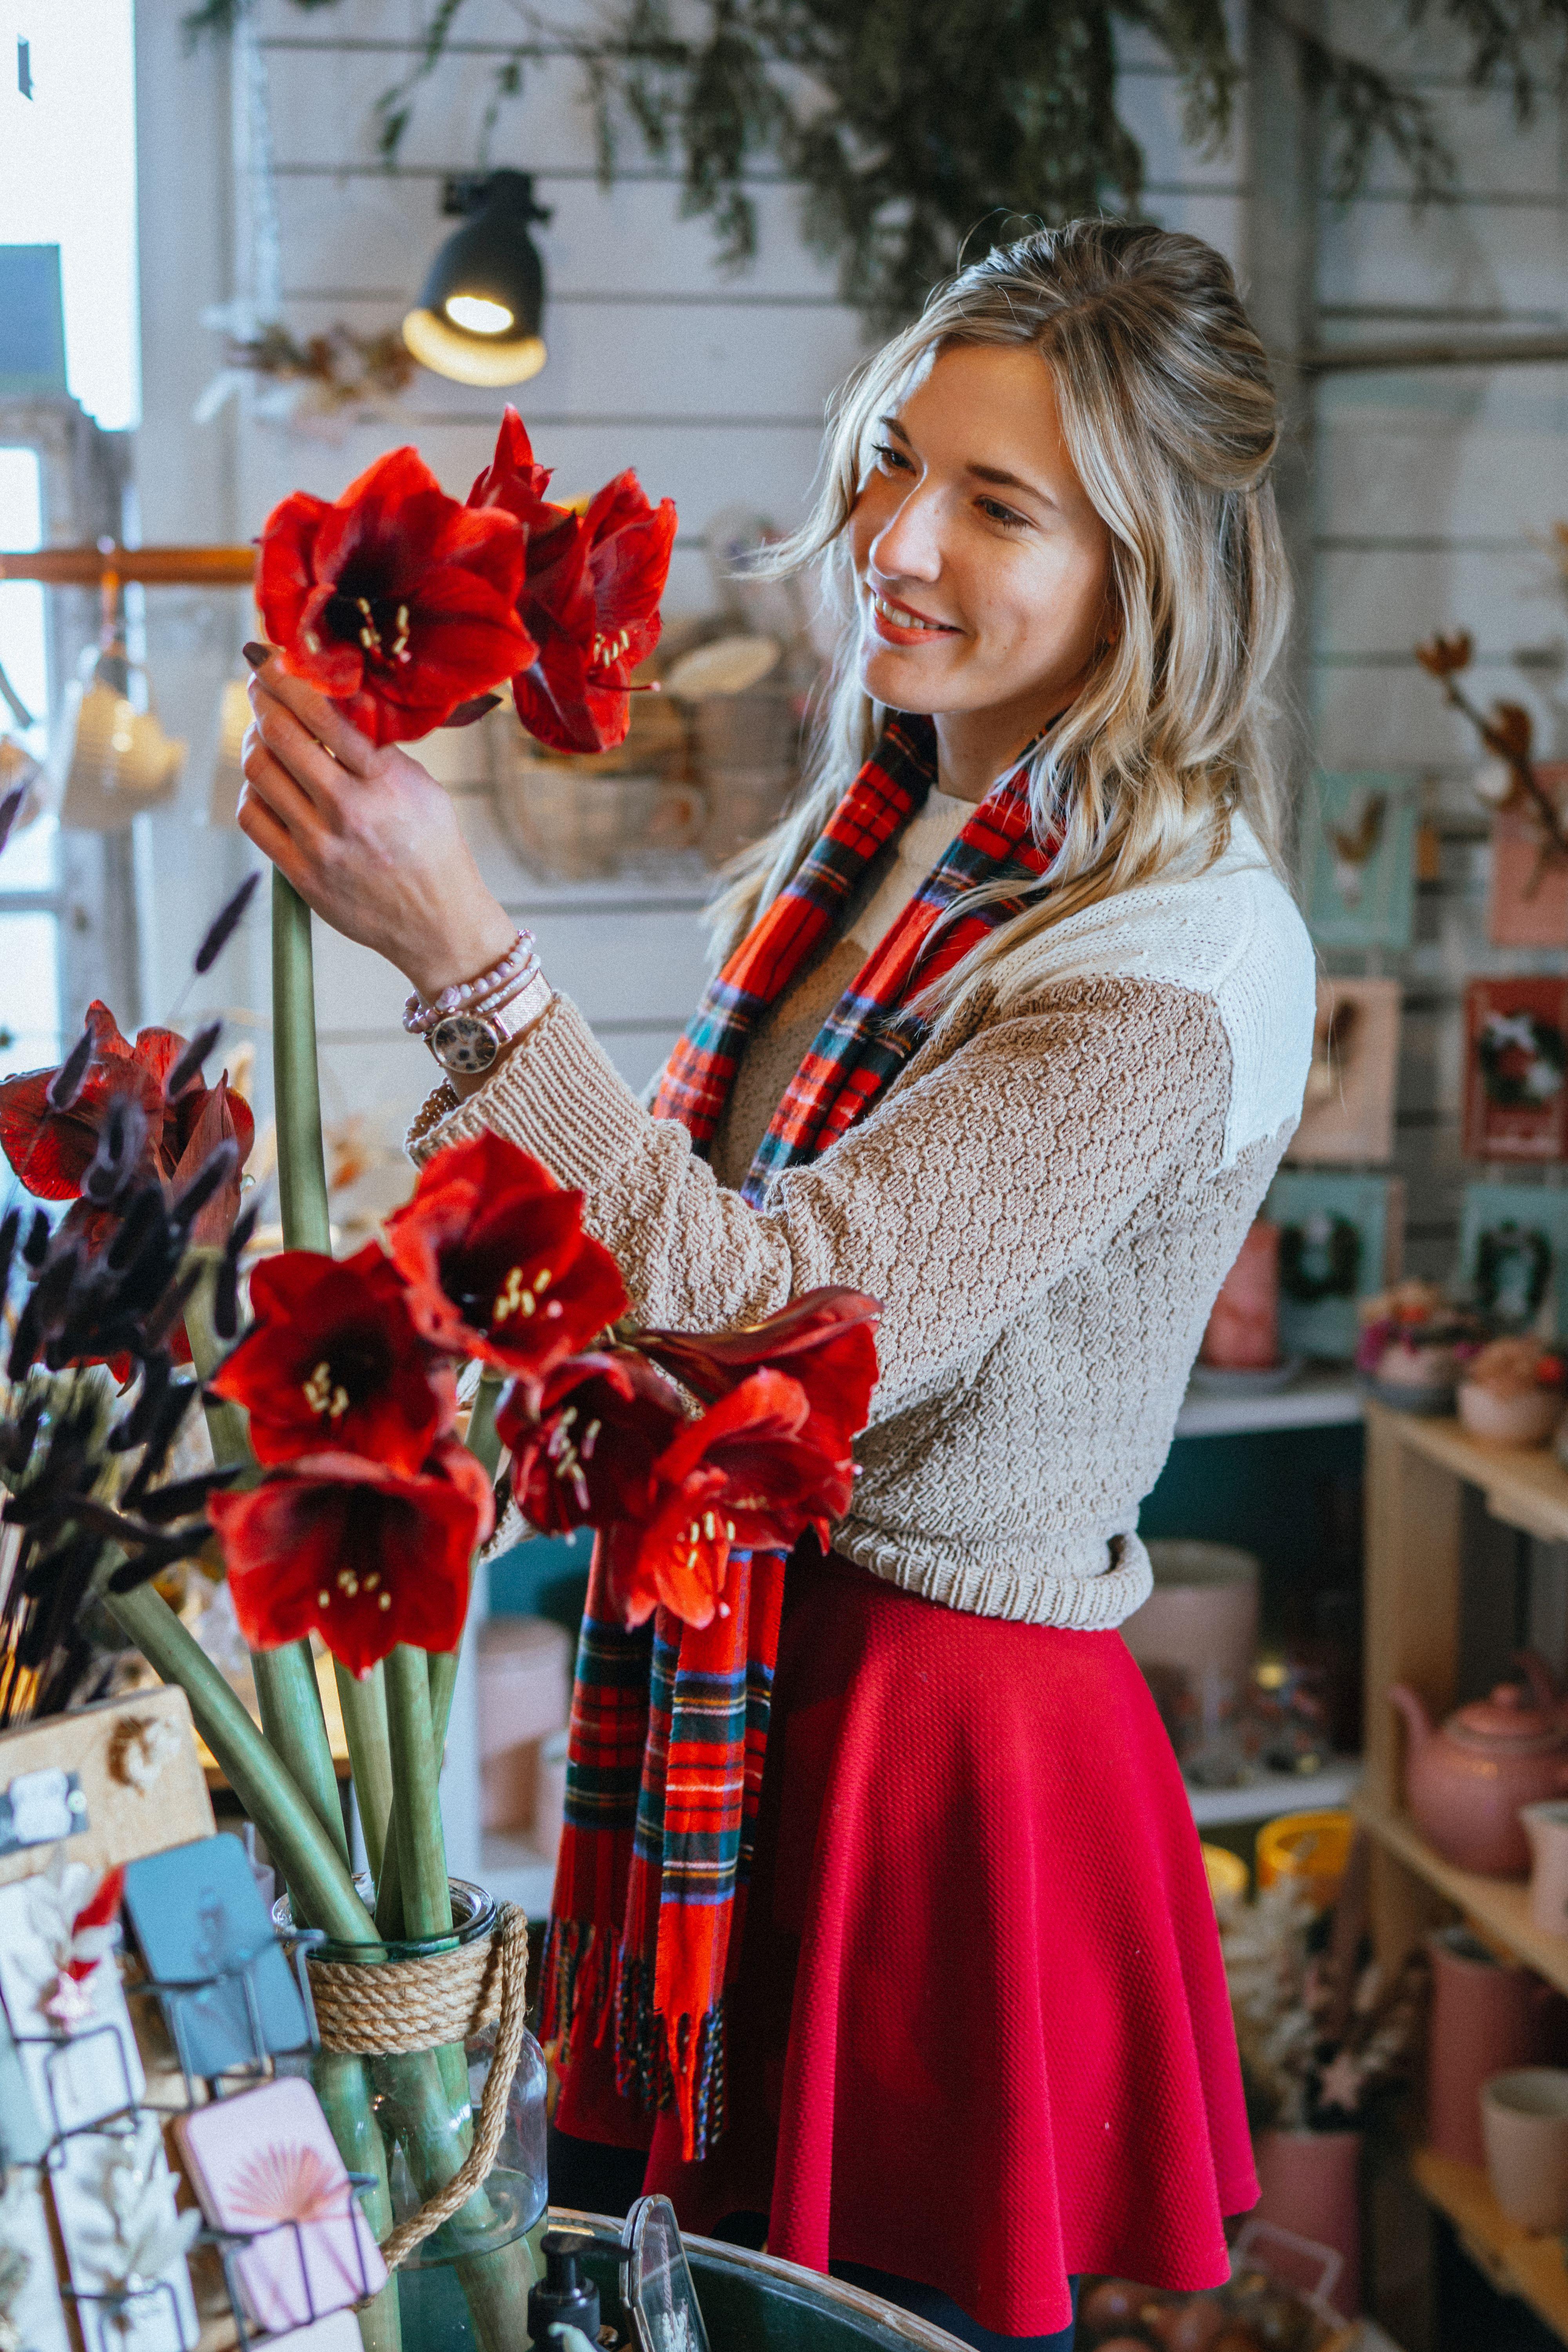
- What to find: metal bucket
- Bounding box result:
[396,2207,969,2351]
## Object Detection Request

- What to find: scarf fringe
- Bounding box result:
[546,1917,730,2164]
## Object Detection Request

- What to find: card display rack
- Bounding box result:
[7,1915,379,2352]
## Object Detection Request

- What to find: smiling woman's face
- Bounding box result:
[849,343,1116,753]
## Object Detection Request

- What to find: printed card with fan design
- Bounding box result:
[175,2076,387,2333]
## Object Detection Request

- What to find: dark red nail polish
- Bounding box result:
[242,641,270,670]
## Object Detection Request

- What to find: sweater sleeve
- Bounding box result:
[406,977,1232,1425]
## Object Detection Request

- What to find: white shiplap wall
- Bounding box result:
[129,0,1247,1169]
[1310,14,1568,1275]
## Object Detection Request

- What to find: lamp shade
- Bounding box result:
[402,171,549,388]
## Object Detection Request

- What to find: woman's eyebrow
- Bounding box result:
[967,462,1050,503]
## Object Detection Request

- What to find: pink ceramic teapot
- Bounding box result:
[1391,1653,1568,1877]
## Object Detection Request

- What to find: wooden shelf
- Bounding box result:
[1356,1797,1568,2000]
[1187,1755,1361,1826]
[1370,1405,1568,1545]
[1410,2146,1568,2345]
[1174,1369,1364,1439]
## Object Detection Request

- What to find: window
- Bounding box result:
[0,443,60,1075]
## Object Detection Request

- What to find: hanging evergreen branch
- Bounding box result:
[185,0,1568,327]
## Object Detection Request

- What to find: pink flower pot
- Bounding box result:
[1427,1926,1568,2167]
[1251,2127,1362,2317]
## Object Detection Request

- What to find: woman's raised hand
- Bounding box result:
[237,652,518,1001]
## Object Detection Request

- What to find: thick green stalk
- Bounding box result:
[381,1645,454,1943]
[106,1582,374,1944]
[336,1659,394,1886]
[272,869,332,1254]
[426,1370,505,1740]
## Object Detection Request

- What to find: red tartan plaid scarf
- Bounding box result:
[540,712,1056,2161]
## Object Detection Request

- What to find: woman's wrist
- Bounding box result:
[401,898,518,1002]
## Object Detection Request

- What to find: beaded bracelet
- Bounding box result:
[402,930,537,1035]
[403,948,542,1040]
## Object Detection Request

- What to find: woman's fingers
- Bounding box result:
[240,723,331,846]
[246,680,361,824]
[236,768,318,902]
[247,652,379,778]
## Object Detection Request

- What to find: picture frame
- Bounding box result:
[1303,773,1418,951]
[1286,977,1403,1166]
[1463,978,1568,1163]
[1456,1182,1568,1338]
[1265,1170,1404,1362]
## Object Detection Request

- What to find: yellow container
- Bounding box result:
[1256,1808,1354,1911]
[1201,1842,1249,1905]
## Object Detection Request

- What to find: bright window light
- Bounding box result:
[0,446,47,746]
[0,0,141,428]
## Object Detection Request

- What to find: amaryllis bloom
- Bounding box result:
[0,1003,254,1251]
[211,1439,494,1678]
[384,1132,627,1399]
[503,1354,852,1629]
[257,446,535,747]
[468,408,677,755]
[641,1288,879,1459]
[500,1348,688,1535]
[209,1243,451,1474]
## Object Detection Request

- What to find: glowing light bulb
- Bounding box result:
[444,294,515,336]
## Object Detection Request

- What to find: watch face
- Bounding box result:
[431,1012,501,1074]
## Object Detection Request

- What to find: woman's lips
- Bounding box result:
[866,588,960,649]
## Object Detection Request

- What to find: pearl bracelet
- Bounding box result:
[403,930,537,1036]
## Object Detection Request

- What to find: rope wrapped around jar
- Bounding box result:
[305,1902,529,2270]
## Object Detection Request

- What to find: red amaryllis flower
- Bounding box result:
[209,1243,451,1474]
[503,1354,852,1629]
[0,1002,254,1250]
[384,1132,627,1401]
[500,1348,687,1535]
[210,1438,494,1679]
[257,446,535,748]
[468,408,677,755]
[640,1288,879,1457]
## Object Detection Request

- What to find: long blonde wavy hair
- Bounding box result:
[709,218,1292,1028]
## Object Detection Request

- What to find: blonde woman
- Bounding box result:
[240,220,1316,2348]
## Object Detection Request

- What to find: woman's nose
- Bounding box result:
[870,485,944,584]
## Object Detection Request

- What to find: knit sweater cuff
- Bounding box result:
[405,992,651,1183]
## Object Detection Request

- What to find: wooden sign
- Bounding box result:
[1463,978,1568,1163]
[0,1689,213,1894]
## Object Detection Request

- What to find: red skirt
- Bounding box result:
[556,1546,1258,2337]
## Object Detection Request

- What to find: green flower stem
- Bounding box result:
[315,2053,402,2352]
[381,1644,454,1944]
[336,1660,394,1887]
[105,1581,374,1945]
[272,869,332,1254]
[180,1252,252,1478]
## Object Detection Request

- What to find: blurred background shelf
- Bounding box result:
[1174,1370,1365,1439]
[1187,1754,1362,1827]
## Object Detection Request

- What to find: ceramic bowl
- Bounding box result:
[1457,1382,1564,1448]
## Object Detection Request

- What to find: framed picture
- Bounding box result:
[1265,1170,1404,1362]
[1463,978,1568,1163]
[1304,774,1418,951]
[1456,1182,1568,1338]
[1488,766,1568,948]
[1287,977,1403,1166]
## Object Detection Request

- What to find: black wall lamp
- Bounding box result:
[402,169,552,388]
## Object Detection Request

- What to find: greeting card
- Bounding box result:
[51,2114,200,2352]
[1304,773,1417,950]
[175,2077,386,2333]
[1463,978,1568,1162]
[1265,1170,1403,1361]
[1287,978,1403,1166]
[0,1858,142,2134]
[0,1691,214,1904]
[0,2170,72,2352]
[1489,765,1568,947]
[122,1834,308,2079]
[1456,1182,1568,1338]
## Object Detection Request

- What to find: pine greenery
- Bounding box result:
[187,0,1568,328]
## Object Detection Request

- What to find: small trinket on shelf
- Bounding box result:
[1456,1336,1567,1447]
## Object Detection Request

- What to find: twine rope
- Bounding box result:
[305,1904,530,2271]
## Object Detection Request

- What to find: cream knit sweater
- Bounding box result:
[409,818,1316,1630]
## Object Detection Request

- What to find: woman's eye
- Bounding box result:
[871,441,913,474]
[978,496,1029,530]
